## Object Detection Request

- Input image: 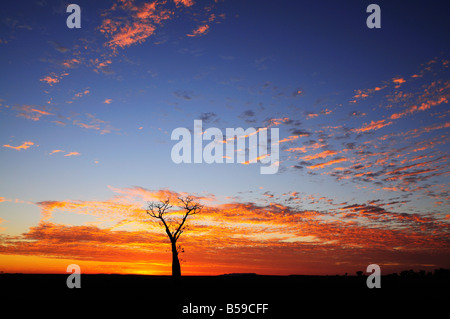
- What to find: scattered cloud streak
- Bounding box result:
[3,141,34,151]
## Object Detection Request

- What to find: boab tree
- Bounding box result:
[146,196,202,278]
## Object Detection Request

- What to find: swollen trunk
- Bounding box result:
[171,240,181,278]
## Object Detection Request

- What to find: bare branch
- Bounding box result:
[179,196,203,215]
[146,199,174,240]
[173,196,203,240]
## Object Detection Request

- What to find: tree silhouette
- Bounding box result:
[146,196,202,278]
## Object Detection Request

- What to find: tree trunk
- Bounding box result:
[171,240,181,278]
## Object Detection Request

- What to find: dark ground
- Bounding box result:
[0,274,448,314]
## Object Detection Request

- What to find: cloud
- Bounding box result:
[300,150,338,161]
[77,90,90,97]
[39,72,69,86]
[306,112,318,119]
[292,89,304,97]
[13,105,54,121]
[104,98,113,104]
[390,96,448,120]
[62,58,80,68]
[199,112,217,123]
[285,142,326,154]
[307,158,348,170]
[239,110,256,123]
[265,117,291,127]
[3,141,34,151]
[98,0,223,53]
[187,24,210,37]
[353,119,393,133]
[173,90,193,100]
[242,110,255,117]
[64,152,80,157]
[349,111,366,117]
[106,21,157,50]
[49,41,69,53]
[278,135,299,144]
[393,77,406,88]
[39,75,59,86]
[350,85,387,103]
[174,0,195,7]
[72,113,118,135]
[49,150,64,155]
[72,89,90,100]
[100,0,172,52]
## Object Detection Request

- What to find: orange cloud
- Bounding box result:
[285,142,326,154]
[390,96,448,120]
[49,150,64,155]
[39,75,59,86]
[382,187,399,192]
[104,98,113,104]
[353,119,392,133]
[77,90,90,97]
[307,158,347,170]
[278,135,299,144]
[107,22,157,49]
[64,152,80,157]
[39,72,69,86]
[351,85,387,103]
[100,0,173,52]
[174,0,195,7]
[306,113,318,119]
[384,168,440,181]
[3,141,34,151]
[300,150,338,161]
[62,58,80,68]
[242,154,268,165]
[266,117,291,127]
[393,77,406,88]
[187,24,210,37]
[13,105,54,121]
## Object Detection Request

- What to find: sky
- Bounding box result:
[0,0,449,275]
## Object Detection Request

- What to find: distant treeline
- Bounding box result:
[355,268,450,277]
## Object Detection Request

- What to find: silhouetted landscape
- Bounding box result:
[1,270,448,307]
